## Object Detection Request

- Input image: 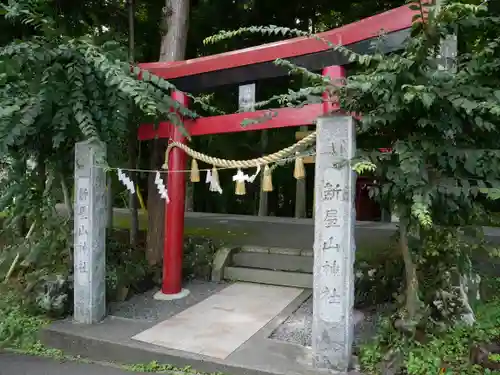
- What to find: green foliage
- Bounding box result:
[0,177,73,317]
[126,360,220,374]
[358,230,500,374]
[0,289,45,349]
[106,234,151,302]
[0,0,226,311]
[360,298,500,375]
[354,244,405,308]
[182,235,221,281]
[338,1,500,229]
[208,0,500,229]
[0,286,67,357]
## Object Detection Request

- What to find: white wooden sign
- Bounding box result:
[238,83,256,112]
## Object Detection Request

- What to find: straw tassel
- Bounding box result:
[161,149,168,169]
[233,169,249,196]
[190,159,200,182]
[293,153,305,180]
[262,165,273,192]
[235,180,246,195]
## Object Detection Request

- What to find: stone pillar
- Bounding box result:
[74,140,107,324]
[312,115,356,372]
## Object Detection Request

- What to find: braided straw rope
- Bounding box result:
[162,131,317,170]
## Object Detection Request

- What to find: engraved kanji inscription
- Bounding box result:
[77,260,89,273]
[77,224,88,236]
[320,286,342,305]
[322,237,340,252]
[324,209,339,228]
[331,140,348,156]
[77,205,88,218]
[78,187,89,202]
[78,240,88,253]
[323,182,342,201]
[322,260,341,276]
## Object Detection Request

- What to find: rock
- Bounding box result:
[470,341,500,371]
[379,350,404,375]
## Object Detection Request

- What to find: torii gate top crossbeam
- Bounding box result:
[138,5,415,92]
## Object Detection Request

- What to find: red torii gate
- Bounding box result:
[138,5,415,298]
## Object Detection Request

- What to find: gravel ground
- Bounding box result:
[108,280,229,322]
[269,297,393,348]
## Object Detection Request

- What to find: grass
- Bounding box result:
[0,287,65,359]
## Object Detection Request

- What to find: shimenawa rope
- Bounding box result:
[162,131,317,170]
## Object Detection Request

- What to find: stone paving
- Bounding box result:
[132,283,304,359]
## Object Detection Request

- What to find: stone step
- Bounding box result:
[224,266,312,288]
[232,252,313,273]
[240,245,313,257]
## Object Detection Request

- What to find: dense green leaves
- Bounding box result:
[0,0,220,283]
[207,1,500,228]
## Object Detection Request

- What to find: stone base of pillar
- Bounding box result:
[154,288,190,301]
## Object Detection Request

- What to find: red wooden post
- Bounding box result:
[162,91,188,296]
[312,66,347,216]
[322,65,346,114]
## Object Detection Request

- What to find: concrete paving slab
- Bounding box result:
[42,289,363,375]
[0,352,146,375]
[132,282,303,359]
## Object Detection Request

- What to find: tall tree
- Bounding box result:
[128,0,139,247]
[146,0,190,266]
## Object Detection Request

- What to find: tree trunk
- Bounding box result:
[294,126,307,218]
[128,0,139,248]
[258,130,268,216]
[459,273,476,325]
[146,0,190,266]
[399,220,420,322]
[60,173,72,219]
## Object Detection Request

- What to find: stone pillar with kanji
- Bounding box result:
[312,115,356,372]
[73,140,107,324]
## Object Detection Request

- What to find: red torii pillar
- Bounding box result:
[157,91,190,299]
[322,65,345,113]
